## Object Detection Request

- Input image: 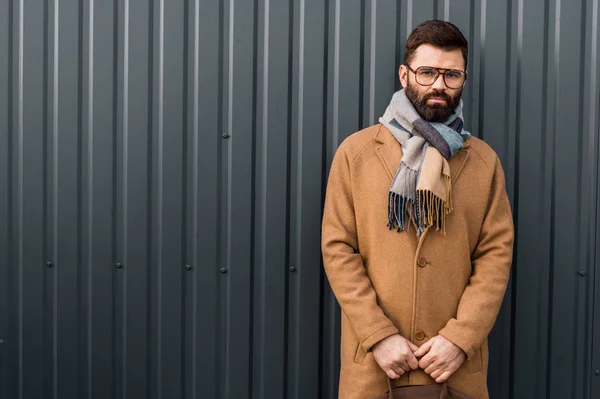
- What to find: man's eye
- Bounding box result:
[420,70,435,76]
[447,72,462,79]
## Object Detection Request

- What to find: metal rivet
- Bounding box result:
[46,262,53,268]
[220,268,228,274]
[185,264,192,271]
[289,266,296,272]
[596,370,600,376]
[579,271,586,277]
[116,263,123,269]
[222,133,230,139]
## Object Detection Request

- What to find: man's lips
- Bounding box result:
[427,97,447,104]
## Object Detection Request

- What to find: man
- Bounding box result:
[321,20,514,399]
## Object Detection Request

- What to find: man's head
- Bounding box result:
[399,20,468,122]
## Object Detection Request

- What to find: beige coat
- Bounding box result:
[321,124,514,399]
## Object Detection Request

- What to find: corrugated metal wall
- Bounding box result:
[1,1,599,398]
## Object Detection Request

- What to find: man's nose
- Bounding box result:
[431,73,448,90]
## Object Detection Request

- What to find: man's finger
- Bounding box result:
[387,369,400,380]
[424,361,439,375]
[413,338,434,357]
[398,361,411,372]
[429,368,444,380]
[407,341,419,352]
[418,353,436,370]
[436,370,453,383]
[407,354,419,370]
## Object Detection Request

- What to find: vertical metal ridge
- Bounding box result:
[477,0,486,139]
[222,0,235,395]
[215,0,225,395]
[41,0,50,395]
[257,0,270,394]
[284,0,295,395]
[358,0,365,130]
[249,1,259,396]
[591,2,600,398]
[407,0,413,36]
[508,0,523,395]
[538,9,551,393]
[156,0,164,396]
[292,2,305,397]
[394,0,402,92]
[86,2,94,399]
[368,0,376,125]
[51,1,60,398]
[191,0,199,397]
[17,1,24,398]
[180,0,190,395]
[121,1,129,397]
[145,0,154,396]
[546,0,560,391]
[5,0,14,396]
[318,0,329,395]
[215,0,224,395]
[332,0,340,148]
[504,0,513,172]
[575,0,589,393]
[468,0,475,114]
[444,0,450,21]
[111,1,118,397]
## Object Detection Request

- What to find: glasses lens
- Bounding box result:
[415,67,438,85]
[443,70,466,88]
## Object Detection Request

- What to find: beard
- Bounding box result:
[405,81,462,123]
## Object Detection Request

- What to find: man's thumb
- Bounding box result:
[413,338,434,357]
[407,341,419,352]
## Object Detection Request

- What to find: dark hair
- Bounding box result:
[404,20,468,69]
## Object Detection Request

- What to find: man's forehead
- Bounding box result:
[410,44,465,70]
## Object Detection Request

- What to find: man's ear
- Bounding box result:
[399,65,408,89]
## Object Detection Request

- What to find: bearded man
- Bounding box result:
[321,20,514,399]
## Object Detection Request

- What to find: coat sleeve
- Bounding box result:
[438,155,514,358]
[321,143,399,353]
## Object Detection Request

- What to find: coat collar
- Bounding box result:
[374,124,470,184]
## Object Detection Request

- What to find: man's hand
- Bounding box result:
[372,334,420,379]
[413,335,466,383]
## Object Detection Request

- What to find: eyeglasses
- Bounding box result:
[406,65,467,89]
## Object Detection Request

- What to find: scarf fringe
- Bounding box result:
[388,187,453,235]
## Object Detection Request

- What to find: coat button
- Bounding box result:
[417,257,427,267]
[415,331,426,341]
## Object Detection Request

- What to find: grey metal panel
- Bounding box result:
[83,1,117,398]
[252,0,291,398]
[2,1,600,399]
[19,2,46,399]
[193,0,221,397]
[220,0,255,398]
[0,0,10,397]
[287,1,327,399]
[590,1,600,397]
[122,1,152,397]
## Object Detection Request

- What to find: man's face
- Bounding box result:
[399,44,465,122]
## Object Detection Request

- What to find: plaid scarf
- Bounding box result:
[379,89,470,235]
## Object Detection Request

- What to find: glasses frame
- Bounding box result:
[406,65,467,89]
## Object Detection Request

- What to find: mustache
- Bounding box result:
[423,90,452,102]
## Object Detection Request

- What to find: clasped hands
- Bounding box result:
[372,334,466,383]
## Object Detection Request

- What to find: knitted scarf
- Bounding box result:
[379,89,470,235]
